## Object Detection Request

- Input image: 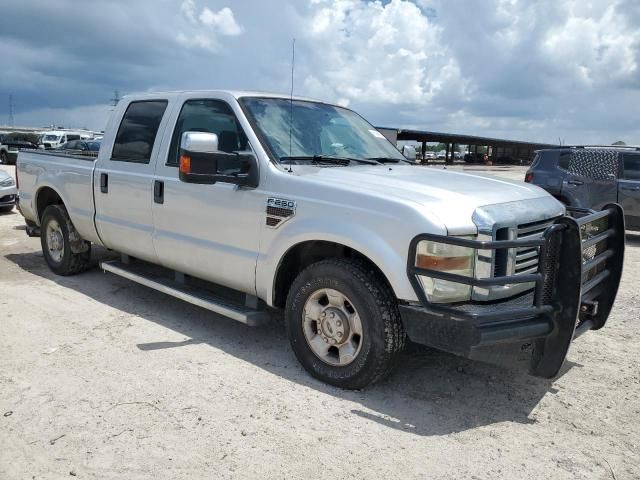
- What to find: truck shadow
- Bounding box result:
[5,249,575,437]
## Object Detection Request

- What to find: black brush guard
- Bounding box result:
[400,204,625,378]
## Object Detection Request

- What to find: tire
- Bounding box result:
[40,204,91,275]
[0,152,7,165]
[285,258,406,389]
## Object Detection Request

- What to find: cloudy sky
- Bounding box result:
[1,0,639,144]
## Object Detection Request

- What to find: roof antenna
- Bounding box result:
[288,38,296,173]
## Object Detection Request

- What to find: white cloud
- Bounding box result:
[180,0,197,24]
[177,3,243,52]
[303,0,456,106]
[200,7,244,36]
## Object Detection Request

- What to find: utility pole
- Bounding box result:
[8,94,15,127]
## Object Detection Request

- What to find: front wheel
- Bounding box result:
[285,259,406,389]
[40,205,91,275]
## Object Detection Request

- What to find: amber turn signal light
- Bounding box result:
[416,254,472,271]
[180,154,191,174]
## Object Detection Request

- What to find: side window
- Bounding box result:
[167,99,248,166]
[568,150,619,180]
[111,100,168,163]
[622,154,640,181]
[557,152,571,170]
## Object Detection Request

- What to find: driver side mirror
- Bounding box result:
[178,131,258,188]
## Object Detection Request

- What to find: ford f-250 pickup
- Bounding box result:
[16,91,625,389]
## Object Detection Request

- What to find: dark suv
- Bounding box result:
[525,146,640,230]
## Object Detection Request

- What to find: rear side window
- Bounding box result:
[622,154,640,180]
[111,100,168,163]
[567,150,619,180]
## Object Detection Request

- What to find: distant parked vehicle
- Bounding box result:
[463,153,484,164]
[0,169,17,212]
[40,131,94,149]
[525,146,640,230]
[0,133,40,165]
[436,150,446,159]
[58,140,101,156]
[401,145,417,162]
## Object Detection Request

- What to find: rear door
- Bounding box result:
[561,150,619,209]
[94,99,170,263]
[619,153,640,229]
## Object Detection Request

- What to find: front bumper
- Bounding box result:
[0,185,17,207]
[400,204,625,378]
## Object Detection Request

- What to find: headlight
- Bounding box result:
[415,239,475,303]
[0,177,15,187]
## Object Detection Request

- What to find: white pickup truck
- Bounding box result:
[16,90,625,388]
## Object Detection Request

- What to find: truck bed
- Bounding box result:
[17,150,102,245]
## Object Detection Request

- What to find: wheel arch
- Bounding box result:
[35,185,65,223]
[272,240,397,309]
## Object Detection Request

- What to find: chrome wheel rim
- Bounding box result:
[302,288,363,366]
[46,219,64,263]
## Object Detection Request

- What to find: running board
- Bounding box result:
[100,260,269,327]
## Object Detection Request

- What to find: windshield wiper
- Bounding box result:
[280,155,379,165]
[366,157,410,164]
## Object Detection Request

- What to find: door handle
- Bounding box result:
[567,180,584,186]
[154,180,164,204]
[100,173,108,193]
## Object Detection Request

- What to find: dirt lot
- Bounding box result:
[1,164,639,479]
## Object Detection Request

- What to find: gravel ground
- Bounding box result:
[1,164,639,479]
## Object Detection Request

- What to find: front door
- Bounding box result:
[151,97,264,295]
[619,153,640,230]
[94,100,169,263]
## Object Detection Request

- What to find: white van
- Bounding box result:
[41,131,93,149]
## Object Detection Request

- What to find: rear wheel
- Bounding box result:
[40,205,91,275]
[285,259,405,389]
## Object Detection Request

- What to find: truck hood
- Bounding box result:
[302,165,559,234]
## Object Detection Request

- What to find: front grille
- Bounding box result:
[514,218,555,274]
[494,218,557,277]
[0,194,15,203]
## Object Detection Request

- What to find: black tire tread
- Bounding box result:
[286,258,406,389]
[41,204,91,275]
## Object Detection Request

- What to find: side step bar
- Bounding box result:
[100,260,270,327]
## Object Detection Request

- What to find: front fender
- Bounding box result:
[256,217,420,307]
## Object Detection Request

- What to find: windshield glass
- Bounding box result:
[241,97,405,164]
[44,135,61,141]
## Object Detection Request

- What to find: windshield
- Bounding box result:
[241,97,406,165]
[44,134,61,141]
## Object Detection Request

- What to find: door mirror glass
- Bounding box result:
[181,131,219,153]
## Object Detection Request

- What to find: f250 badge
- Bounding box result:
[266,197,296,228]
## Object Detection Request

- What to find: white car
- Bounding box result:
[0,170,17,212]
